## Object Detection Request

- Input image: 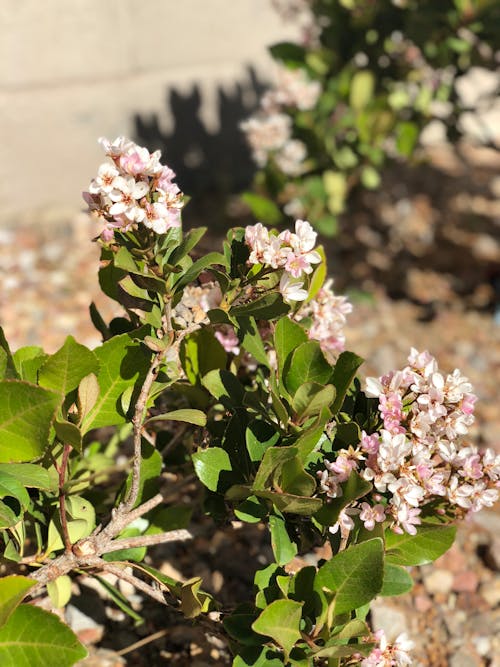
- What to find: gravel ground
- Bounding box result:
[1,143,499,666]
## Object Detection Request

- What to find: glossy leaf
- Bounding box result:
[317,538,384,615]
[284,342,332,395]
[47,575,72,609]
[385,523,456,566]
[12,347,48,383]
[193,447,232,492]
[252,599,303,661]
[0,380,59,462]
[146,409,207,427]
[330,351,364,414]
[274,317,307,381]
[291,382,335,419]
[269,513,298,565]
[0,604,87,666]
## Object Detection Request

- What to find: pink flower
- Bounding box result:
[279,273,308,303]
[359,502,386,531]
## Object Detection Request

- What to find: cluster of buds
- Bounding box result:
[245,219,321,304]
[240,63,320,176]
[83,137,183,240]
[319,349,500,536]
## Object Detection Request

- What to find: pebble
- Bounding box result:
[370,601,410,641]
[449,648,482,667]
[423,569,454,595]
[452,571,479,594]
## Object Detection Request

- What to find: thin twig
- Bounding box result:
[123,351,163,513]
[58,444,73,552]
[99,561,167,605]
[105,529,191,553]
[116,628,169,656]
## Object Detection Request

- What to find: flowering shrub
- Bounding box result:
[0,137,498,666]
[241,0,500,235]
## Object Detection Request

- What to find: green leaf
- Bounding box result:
[224,606,261,646]
[235,496,269,523]
[246,420,280,462]
[284,342,332,395]
[202,369,245,406]
[180,328,226,385]
[269,514,298,566]
[330,351,364,414]
[47,495,96,553]
[0,380,59,462]
[54,420,82,451]
[146,409,206,427]
[77,373,99,423]
[380,563,414,597]
[385,523,456,566]
[0,471,30,511]
[291,383,335,419]
[147,505,192,534]
[180,577,214,619]
[230,293,289,321]
[305,246,327,303]
[317,538,384,615]
[0,464,51,490]
[192,447,232,492]
[252,599,303,661]
[81,334,150,433]
[255,490,322,515]
[239,317,270,368]
[396,122,419,157]
[0,502,18,529]
[253,446,297,491]
[46,575,72,608]
[12,347,48,383]
[173,252,226,291]
[233,646,283,667]
[269,41,306,67]
[279,457,316,497]
[241,192,282,225]
[350,70,375,111]
[38,336,99,397]
[360,166,381,190]
[0,576,35,628]
[274,317,308,382]
[0,328,17,380]
[167,226,207,265]
[0,604,87,666]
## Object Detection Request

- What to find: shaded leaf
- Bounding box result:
[146,409,206,427]
[0,381,59,462]
[331,351,364,414]
[380,563,414,597]
[269,514,298,565]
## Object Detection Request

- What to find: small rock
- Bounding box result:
[414,594,433,613]
[370,601,410,641]
[66,605,104,645]
[452,571,479,594]
[423,568,454,595]
[434,544,467,573]
[449,648,482,667]
[479,579,500,607]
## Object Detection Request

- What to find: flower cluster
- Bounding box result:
[359,630,414,667]
[245,219,321,304]
[318,349,500,536]
[83,137,183,240]
[295,278,352,360]
[240,64,320,176]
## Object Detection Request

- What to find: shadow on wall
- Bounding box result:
[133,66,266,200]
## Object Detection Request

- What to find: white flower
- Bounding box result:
[88,162,120,195]
[108,176,149,221]
[279,273,308,303]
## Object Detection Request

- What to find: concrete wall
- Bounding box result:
[0,1,296,224]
